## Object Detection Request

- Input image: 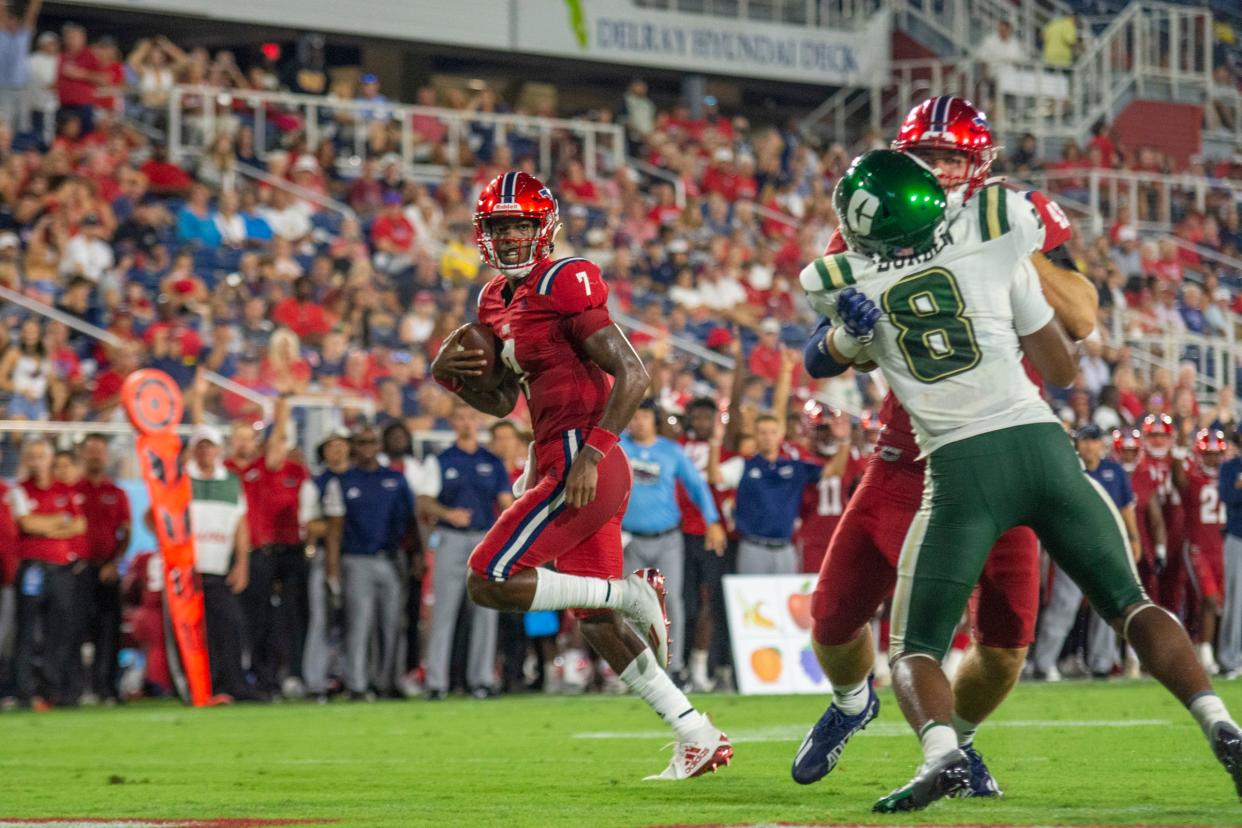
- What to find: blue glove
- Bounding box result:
[837,288,881,343]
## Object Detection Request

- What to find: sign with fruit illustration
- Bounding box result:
[722,575,830,695]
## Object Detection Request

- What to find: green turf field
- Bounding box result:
[1,680,1240,827]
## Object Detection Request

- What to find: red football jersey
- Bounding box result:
[676,437,712,536]
[1135,455,1185,550]
[75,477,131,564]
[477,257,616,472]
[0,481,17,585]
[796,448,866,571]
[1184,465,1225,558]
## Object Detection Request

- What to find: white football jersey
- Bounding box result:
[801,185,1058,455]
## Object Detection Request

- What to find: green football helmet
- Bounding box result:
[833,149,948,259]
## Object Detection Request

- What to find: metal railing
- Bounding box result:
[166,86,626,183]
[1115,309,1241,399]
[802,3,1213,151]
[1022,168,1242,235]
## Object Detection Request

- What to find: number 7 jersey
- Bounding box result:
[800,184,1060,456]
[477,257,616,468]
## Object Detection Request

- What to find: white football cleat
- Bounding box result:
[625,568,670,669]
[644,716,733,781]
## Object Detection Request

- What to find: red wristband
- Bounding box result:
[584,427,619,459]
[435,374,463,394]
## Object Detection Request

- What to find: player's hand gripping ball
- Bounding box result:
[432,323,503,392]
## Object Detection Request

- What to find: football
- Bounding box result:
[456,322,504,392]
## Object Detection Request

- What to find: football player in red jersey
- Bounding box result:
[795,402,865,574]
[1135,414,1187,603]
[791,96,1100,793]
[1185,429,1229,673]
[432,172,731,780]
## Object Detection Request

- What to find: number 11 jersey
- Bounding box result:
[477,256,616,472]
[800,184,1059,456]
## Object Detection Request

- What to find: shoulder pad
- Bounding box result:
[540,258,607,312]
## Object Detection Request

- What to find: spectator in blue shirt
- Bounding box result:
[712,413,827,574]
[417,404,512,699]
[620,399,725,675]
[176,183,222,248]
[0,0,39,131]
[325,426,413,700]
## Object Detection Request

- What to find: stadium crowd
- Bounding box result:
[0,9,1241,705]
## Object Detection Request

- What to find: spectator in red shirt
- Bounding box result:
[74,434,131,703]
[702,148,740,201]
[271,277,332,346]
[56,22,104,133]
[560,160,602,209]
[222,397,310,698]
[7,438,86,707]
[139,143,194,197]
[92,35,124,114]
[748,318,785,384]
[371,190,415,273]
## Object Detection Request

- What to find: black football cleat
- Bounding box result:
[872,749,970,813]
[1212,721,1242,799]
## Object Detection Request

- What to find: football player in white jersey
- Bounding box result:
[801,149,1242,812]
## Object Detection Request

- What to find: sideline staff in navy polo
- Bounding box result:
[713,413,829,574]
[418,404,513,699]
[325,426,414,699]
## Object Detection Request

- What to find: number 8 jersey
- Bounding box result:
[800,184,1059,457]
[477,256,616,472]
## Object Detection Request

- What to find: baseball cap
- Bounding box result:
[360,73,378,85]
[383,190,403,205]
[1075,423,1105,440]
[705,327,733,349]
[1116,225,1137,242]
[0,231,19,249]
[315,427,351,462]
[292,155,320,173]
[760,319,781,335]
[190,424,223,446]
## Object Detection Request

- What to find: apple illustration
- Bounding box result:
[800,646,824,683]
[788,586,813,630]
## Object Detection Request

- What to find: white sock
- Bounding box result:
[919,722,958,766]
[620,649,703,740]
[1189,691,1237,739]
[951,712,978,747]
[832,679,869,716]
[528,569,626,612]
[689,649,709,682]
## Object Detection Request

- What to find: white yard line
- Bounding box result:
[573,719,1172,743]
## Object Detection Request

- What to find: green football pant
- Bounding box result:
[890,422,1147,660]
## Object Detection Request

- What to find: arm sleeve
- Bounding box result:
[803,316,852,379]
[419,455,443,500]
[297,479,322,527]
[1024,189,1073,252]
[6,487,29,519]
[717,456,745,490]
[674,445,720,524]
[322,477,346,518]
[1010,258,1056,336]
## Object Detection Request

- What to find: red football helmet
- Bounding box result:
[892,96,997,202]
[1113,428,1141,455]
[1142,413,1175,458]
[801,399,840,434]
[1196,428,1228,455]
[473,171,560,278]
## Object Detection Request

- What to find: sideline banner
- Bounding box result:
[722,574,831,695]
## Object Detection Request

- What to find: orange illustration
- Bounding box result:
[750,647,782,683]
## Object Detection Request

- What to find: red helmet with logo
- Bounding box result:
[1113,428,1141,455]
[1142,413,1175,438]
[892,96,997,201]
[473,171,560,277]
[1196,428,1228,455]
[801,399,839,434]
